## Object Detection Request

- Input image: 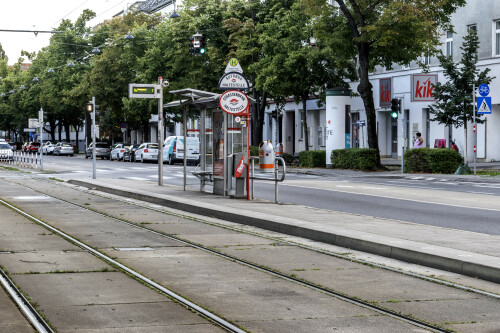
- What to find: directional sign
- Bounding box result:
[23,128,36,132]
[477,96,492,114]
[478,84,490,97]
[356,120,366,126]
[128,84,160,99]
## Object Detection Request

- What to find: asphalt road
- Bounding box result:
[31,154,500,235]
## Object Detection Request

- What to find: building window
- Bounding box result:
[446,31,453,58]
[468,24,477,33]
[495,20,500,56]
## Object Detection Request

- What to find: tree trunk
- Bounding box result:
[75,124,80,153]
[357,42,380,165]
[58,123,62,142]
[64,122,71,142]
[302,96,309,151]
[252,90,266,146]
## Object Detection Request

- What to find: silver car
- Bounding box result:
[86,142,111,159]
[53,142,74,156]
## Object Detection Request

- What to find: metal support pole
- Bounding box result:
[223,112,228,197]
[275,159,279,204]
[200,108,206,192]
[183,107,187,191]
[92,96,96,179]
[158,77,164,186]
[39,108,44,171]
[473,84,476,175]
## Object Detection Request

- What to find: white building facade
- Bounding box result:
[265,0,500,163]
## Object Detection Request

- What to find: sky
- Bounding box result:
[0,0,131,65]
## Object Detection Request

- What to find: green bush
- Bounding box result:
[298,150,326,168]
[281,152,294,166]
[250,145,259,156]
[331,148,379,171]
[404,148,462,173]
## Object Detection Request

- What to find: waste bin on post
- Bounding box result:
[276,142,283,157]
[258,140,275,173]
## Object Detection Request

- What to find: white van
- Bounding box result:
[163,136,200,165]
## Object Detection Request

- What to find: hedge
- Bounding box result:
[299,150,326,168]
[331,148,379,171]
[404,148,463,174]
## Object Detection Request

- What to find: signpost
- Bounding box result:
[129,81,165,185]
[473,83,492,175]
[219,58,250,199]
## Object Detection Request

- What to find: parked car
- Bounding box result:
[122,144,140,162]
[86,142,111,159]
[0,142,14,161]
[135,143,159,163]
[53,142,74,156]
[163,136,200,165]
[110,144,127,161]
[41,142,56,155]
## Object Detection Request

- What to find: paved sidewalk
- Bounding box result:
[67,177,500,285]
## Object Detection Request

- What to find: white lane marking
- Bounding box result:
[274,182,500,212]
[410,177,424,179]
[11,196,53,200]
[336,185,354,188]
[425,177,436,181]
[469,191,495,195]
[124,177,149,181]
[361,187,385,190]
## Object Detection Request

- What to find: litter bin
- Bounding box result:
[258,140,275,173]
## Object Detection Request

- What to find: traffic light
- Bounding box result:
[199,34,206,54]
[189,37,197,55]
[86,103,93,112]
[390,98,400,119]
[189,33,206,56]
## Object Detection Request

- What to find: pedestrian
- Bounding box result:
[413,132,424,148]
[451,140,458,152]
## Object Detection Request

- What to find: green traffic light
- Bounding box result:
[199,48,206,54]
[390,111,398,119]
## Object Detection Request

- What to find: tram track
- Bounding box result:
[0,177,475,332]
[0,264,54,333]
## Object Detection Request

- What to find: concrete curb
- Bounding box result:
[68,179,500,284]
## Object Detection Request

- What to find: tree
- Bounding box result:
[309,0,465,164]
[0,42,7,61]
[256,0,351,150]
[429,29,494,162]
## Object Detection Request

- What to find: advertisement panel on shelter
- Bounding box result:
[412,74,438,102]
[379,78,392,108]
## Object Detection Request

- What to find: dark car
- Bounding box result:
[123,144,140,162]
[86,142,111,159]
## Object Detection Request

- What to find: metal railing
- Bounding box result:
[250,156,286,204]
[0,151,41,170]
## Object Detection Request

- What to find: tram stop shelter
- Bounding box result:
[164,88,254,198]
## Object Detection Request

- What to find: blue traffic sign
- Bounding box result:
[478,84,490,97]
[356,120,366,126]
[477,96,492,114]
